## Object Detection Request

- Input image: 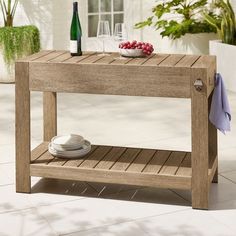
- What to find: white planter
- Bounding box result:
[0,49,14,83]
[210,40,236,92]
[143,31,218,55]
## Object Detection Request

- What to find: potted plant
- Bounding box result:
[135,0,220,54]
[0,0,40,83]
[204,0,236,92]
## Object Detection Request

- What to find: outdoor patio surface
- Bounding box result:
[1,83,236,236]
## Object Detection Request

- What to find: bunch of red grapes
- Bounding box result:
[119,40,154,56]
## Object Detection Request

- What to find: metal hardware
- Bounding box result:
[194,79,203,91]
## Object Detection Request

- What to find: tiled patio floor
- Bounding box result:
[0,84,236,236]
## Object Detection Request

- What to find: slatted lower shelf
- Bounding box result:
[30,142,216,190]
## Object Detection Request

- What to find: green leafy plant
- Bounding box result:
[0,25,40,65]
[0,0,18,27]
[203,0,236,45]
[135,0,220,39]
[0,0,40,68]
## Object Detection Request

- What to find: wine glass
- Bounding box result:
[97,20,111,55]
[114,23,127,43]
[114,23,127,59]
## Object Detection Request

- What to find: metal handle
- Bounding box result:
[194,79,203,91]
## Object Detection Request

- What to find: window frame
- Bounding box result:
[87,0,124,37]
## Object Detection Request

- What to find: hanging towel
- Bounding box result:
[209,73,231,134]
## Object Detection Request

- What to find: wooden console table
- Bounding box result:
[15,51,218,209]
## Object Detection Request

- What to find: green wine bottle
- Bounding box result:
[70,2,82,56]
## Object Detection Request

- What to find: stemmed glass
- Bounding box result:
[114,23,127,43]
[114,23,127,58]
[97,20,111,55]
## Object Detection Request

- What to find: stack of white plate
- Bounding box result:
[48,134,91,159]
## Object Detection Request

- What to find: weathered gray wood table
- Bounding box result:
[15,51,218,209]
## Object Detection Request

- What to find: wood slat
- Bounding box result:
[33,151,54,165]
[19,50,54,62]
[48,157,67,166]
[142,54,169,66]
[159,54,185,67]
[126,149,156,172]
[142,150,171,174]
[33,51,66,62]
[31,142,48,162]
[176,153,191,176]
[95,147,126,170]
[63,52,95,63]
[94,53,118,64]
[111,148,141,171]
[30,164,191,190]
[49,52,72,63]
[110,57,133,65]
[63,145,98,167]
[159,151,187,175]
[191,55,215,68]
[78,54,105,64]
[175,55,200,68]
[126,55,154,66]
[79,146,112,168]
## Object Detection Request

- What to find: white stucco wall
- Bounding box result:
[1,0,235,53]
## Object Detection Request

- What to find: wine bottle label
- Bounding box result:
[70,40,78,53]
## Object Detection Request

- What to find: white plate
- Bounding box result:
[51,134,84,151]
[120,49,146,58]
[48,140,91,159]
[51,134,84,145]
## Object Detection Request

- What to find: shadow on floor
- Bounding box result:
[31,178,191,207]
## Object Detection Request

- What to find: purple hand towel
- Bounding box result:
[209,73,231,134]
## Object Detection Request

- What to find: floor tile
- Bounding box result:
[0,208,57,236]
[0,144,15,164]
[137,209,235,236]
[0,179,102,214]
[219,147,236,173]
[173,175,236,206]
[0,163,15,186]
[220,170,236,183]
[66,221,148,236]
[36,196,188,235]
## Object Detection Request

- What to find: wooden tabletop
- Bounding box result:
[19,50,215,69]
[16,50,216,98]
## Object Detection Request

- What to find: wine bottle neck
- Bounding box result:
[73,2,78,13]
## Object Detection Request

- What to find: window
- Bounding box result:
[88,0,124,37]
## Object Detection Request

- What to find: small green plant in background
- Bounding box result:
[203,0,236,45]
[0,0,18,27]
[0,0,40,68]
[135,0,220,39]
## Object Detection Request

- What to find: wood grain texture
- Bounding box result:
[31,142,48,162]
[175,55,200,68]
[95,147,126,170]
[15,61,31,193]
[159,54,185,67]
[29,63,191,98]
[30,164,191,190]
[159,151,186,175]
[142,150,171,174]
[191,68,210,210]
[30,143,193,189]
[33,51,66,62]
[43,92,57,141]
[126,149,156,172]
[142,54,169,66]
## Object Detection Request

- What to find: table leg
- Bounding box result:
[43,92,57,141]
[191,84,218,209]
[15,62,31,193]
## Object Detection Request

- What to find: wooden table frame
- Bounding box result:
[15,51,218,209]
